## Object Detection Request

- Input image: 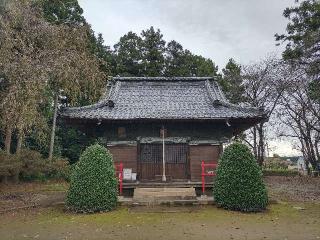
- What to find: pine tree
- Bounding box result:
[141,26,166,76]
[114,31,143,76]
[276,0,320,100]
[219,58,245,103]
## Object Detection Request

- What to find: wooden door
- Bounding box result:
[138,143,189,181]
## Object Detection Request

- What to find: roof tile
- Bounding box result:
[60,77,266,121]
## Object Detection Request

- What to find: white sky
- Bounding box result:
[78,0,300,156]
[79,0,296,68]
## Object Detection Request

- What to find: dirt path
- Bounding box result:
[0,181,67,212]
[1,176,320,212]
[0,203,319,240]
[264,176,320,202]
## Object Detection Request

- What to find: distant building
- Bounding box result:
[297,156,307,174]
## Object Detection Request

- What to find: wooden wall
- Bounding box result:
[108,145,137,172]
[108,144,222,182]
[189,145,222,181]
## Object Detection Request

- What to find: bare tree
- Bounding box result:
[277,69,320,173]
[241,57,288,165]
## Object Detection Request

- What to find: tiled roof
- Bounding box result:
[60,77,266,121]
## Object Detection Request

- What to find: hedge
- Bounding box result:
[263,169,299,177]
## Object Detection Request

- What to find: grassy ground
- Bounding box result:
[0,177,320,240]
[0,202,319,240]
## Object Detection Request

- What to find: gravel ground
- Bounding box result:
[264,176,320,202]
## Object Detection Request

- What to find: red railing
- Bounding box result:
[201,161,217,195]
[115,162,123,195]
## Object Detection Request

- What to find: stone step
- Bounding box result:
[133,187,196,202]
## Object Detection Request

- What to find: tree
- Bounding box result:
[184,51,219,77]
[0,0,50,155]
[112,27,220,78]
[114,31,143,76]
[275,0,320,173]
[141,26,166,76]
[91,33,114,76]
[0,0,106,162]
[45,25,106,161]
[242,57,287,165]
[219,58,245,104]
[277,69,320,173]
[39,0,107,161]
[276,0,320,99]
[41,0,85,26]
[164,40,188,76]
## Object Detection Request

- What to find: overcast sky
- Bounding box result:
[79,0,296,70]
[78,0,300,156]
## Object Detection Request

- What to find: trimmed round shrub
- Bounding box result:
[213,142,268,212]
[66,144,117,213]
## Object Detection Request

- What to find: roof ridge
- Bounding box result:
[112,76,217,81]
[212,81,228,102]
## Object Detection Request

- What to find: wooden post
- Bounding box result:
[162,125,166,182]
[201,161,205,194]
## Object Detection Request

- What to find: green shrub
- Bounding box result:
[45,157,71,181]
[264,157,289,169]
[0,149,70,182]
[18,149,46,181]
[263,169,299,177]
[213,142,268,212]
[66,144,117,213]
[0,150,23,179]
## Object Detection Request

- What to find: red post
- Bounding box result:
[201,161,205,195]
[201,161,217,195]
[119,162,123,195]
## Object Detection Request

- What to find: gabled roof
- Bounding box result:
[60,77,266,121]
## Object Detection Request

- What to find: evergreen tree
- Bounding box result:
[113,27,219,78]
[184,51,219,77]
[220,58,245,103]
[164,40,189,76]
[276,0,320,100]
[41,0,85,26]
[114,31,143,76]
[141,26,166,76]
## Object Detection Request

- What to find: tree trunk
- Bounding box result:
[4,126,12,154]
[253,126,257,159]
[315,139,320,165]
[257,123,265,166]
[16,129,24,155]
[13,129,24,184]
[2,126,12,184]
[48,93,58,161]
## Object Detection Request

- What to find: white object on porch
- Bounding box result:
[123,168,132,180]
